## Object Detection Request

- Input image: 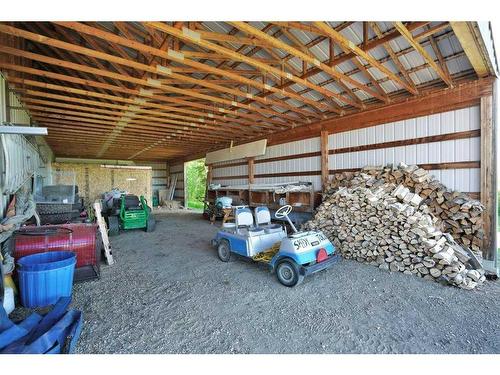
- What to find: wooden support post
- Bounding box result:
[247,157,255,184]
[206,164,213,184]
[4,81,10,123]
[204,164,212,215]
[480,95,496,260]
[320,130,329,191]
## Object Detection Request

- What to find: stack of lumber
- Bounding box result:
[324,163,484,252]
[305,164,486,289]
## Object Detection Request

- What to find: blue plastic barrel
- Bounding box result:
[17,251,76,308]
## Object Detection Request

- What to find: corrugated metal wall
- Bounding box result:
[139,161,168,196]
[210,105,480,194]
[0,74,54,216]
[255,138,322,190]
[329,106,480,192]
[211,159,248,186]
[8,89,31,125]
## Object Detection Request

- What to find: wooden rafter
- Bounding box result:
[313,21,418,95]
[0,43,298,127]
[1,63,283,131]
[0,20,489,161]
[229,21,388,103]
[145,22,367,108]
[0,24,312,124]
[55,22,337,114]
[369,22,418,95]
[394,22,453,87]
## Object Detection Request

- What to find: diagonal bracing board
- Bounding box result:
[168,174,178,201]
[93,201,114,265]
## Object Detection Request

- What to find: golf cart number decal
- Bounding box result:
[293,238,310,249]
[316,233,327,242]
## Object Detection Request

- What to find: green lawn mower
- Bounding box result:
[106,194,155,236]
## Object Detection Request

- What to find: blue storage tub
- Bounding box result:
[17,251,76,308]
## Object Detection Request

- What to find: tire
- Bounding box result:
[217,240,231,262]
[276,259,304,287]
[146,216,156,232]
[39,210,80,225]
[36,203,74,215]
[108,216,120,236]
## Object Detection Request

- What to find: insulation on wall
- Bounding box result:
[51,163,152,205]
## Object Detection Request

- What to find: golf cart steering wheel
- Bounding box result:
[275,204,293,219]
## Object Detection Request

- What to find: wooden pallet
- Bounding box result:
[93,201,114,265]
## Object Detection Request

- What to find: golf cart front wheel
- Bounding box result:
[276,260,304,287]
[217,240,231,262]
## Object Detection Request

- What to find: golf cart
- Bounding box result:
[106,194,155,236]
[211,205,340,286]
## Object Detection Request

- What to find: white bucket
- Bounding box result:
[2,287,15,314]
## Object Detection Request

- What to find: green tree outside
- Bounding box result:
[185,158,207,210]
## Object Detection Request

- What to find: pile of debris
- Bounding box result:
[324,164,484,252]
[304,163,486,289]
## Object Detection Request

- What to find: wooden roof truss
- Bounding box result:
[0,21,489,161]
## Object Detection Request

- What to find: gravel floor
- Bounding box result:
[71,210,500,354]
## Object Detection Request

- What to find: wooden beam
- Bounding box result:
[0,45,292,129]
[480,95,496,259]
[1,67,282,133]
[427,26,454,86]
[450,22,492,78]
[369,22,418,95]
[313,21,417,96]
[146,22,366,108]
[254,22,429,101]
[0,25,308,123]
[247,157,255,184]
[55,22,334,114]
[394,22,454,87]
[19,88,258,136]
[248,78,495,147]
[320,130,329,190]
[229,21,385,104]
[207,165,213,184]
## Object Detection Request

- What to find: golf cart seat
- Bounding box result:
[254,206,283,234]
[235,207,264,237]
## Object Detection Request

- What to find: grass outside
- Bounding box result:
[187,200,204,211]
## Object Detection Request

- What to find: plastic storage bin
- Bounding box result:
[17,251,76,308]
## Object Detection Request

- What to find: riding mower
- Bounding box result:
[211,205,340,287]
[105,194,155,236]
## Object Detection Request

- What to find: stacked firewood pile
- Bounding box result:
[324,164,484,252]
[304,164,486,289]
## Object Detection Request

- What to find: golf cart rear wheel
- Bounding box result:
[276,260,304,287]
[146,216,156,232]
[217,240,231,262]
[108,216,119,236]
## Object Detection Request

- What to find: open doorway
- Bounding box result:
[184,158,207,211]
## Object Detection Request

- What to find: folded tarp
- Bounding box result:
[0,296,82,354]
